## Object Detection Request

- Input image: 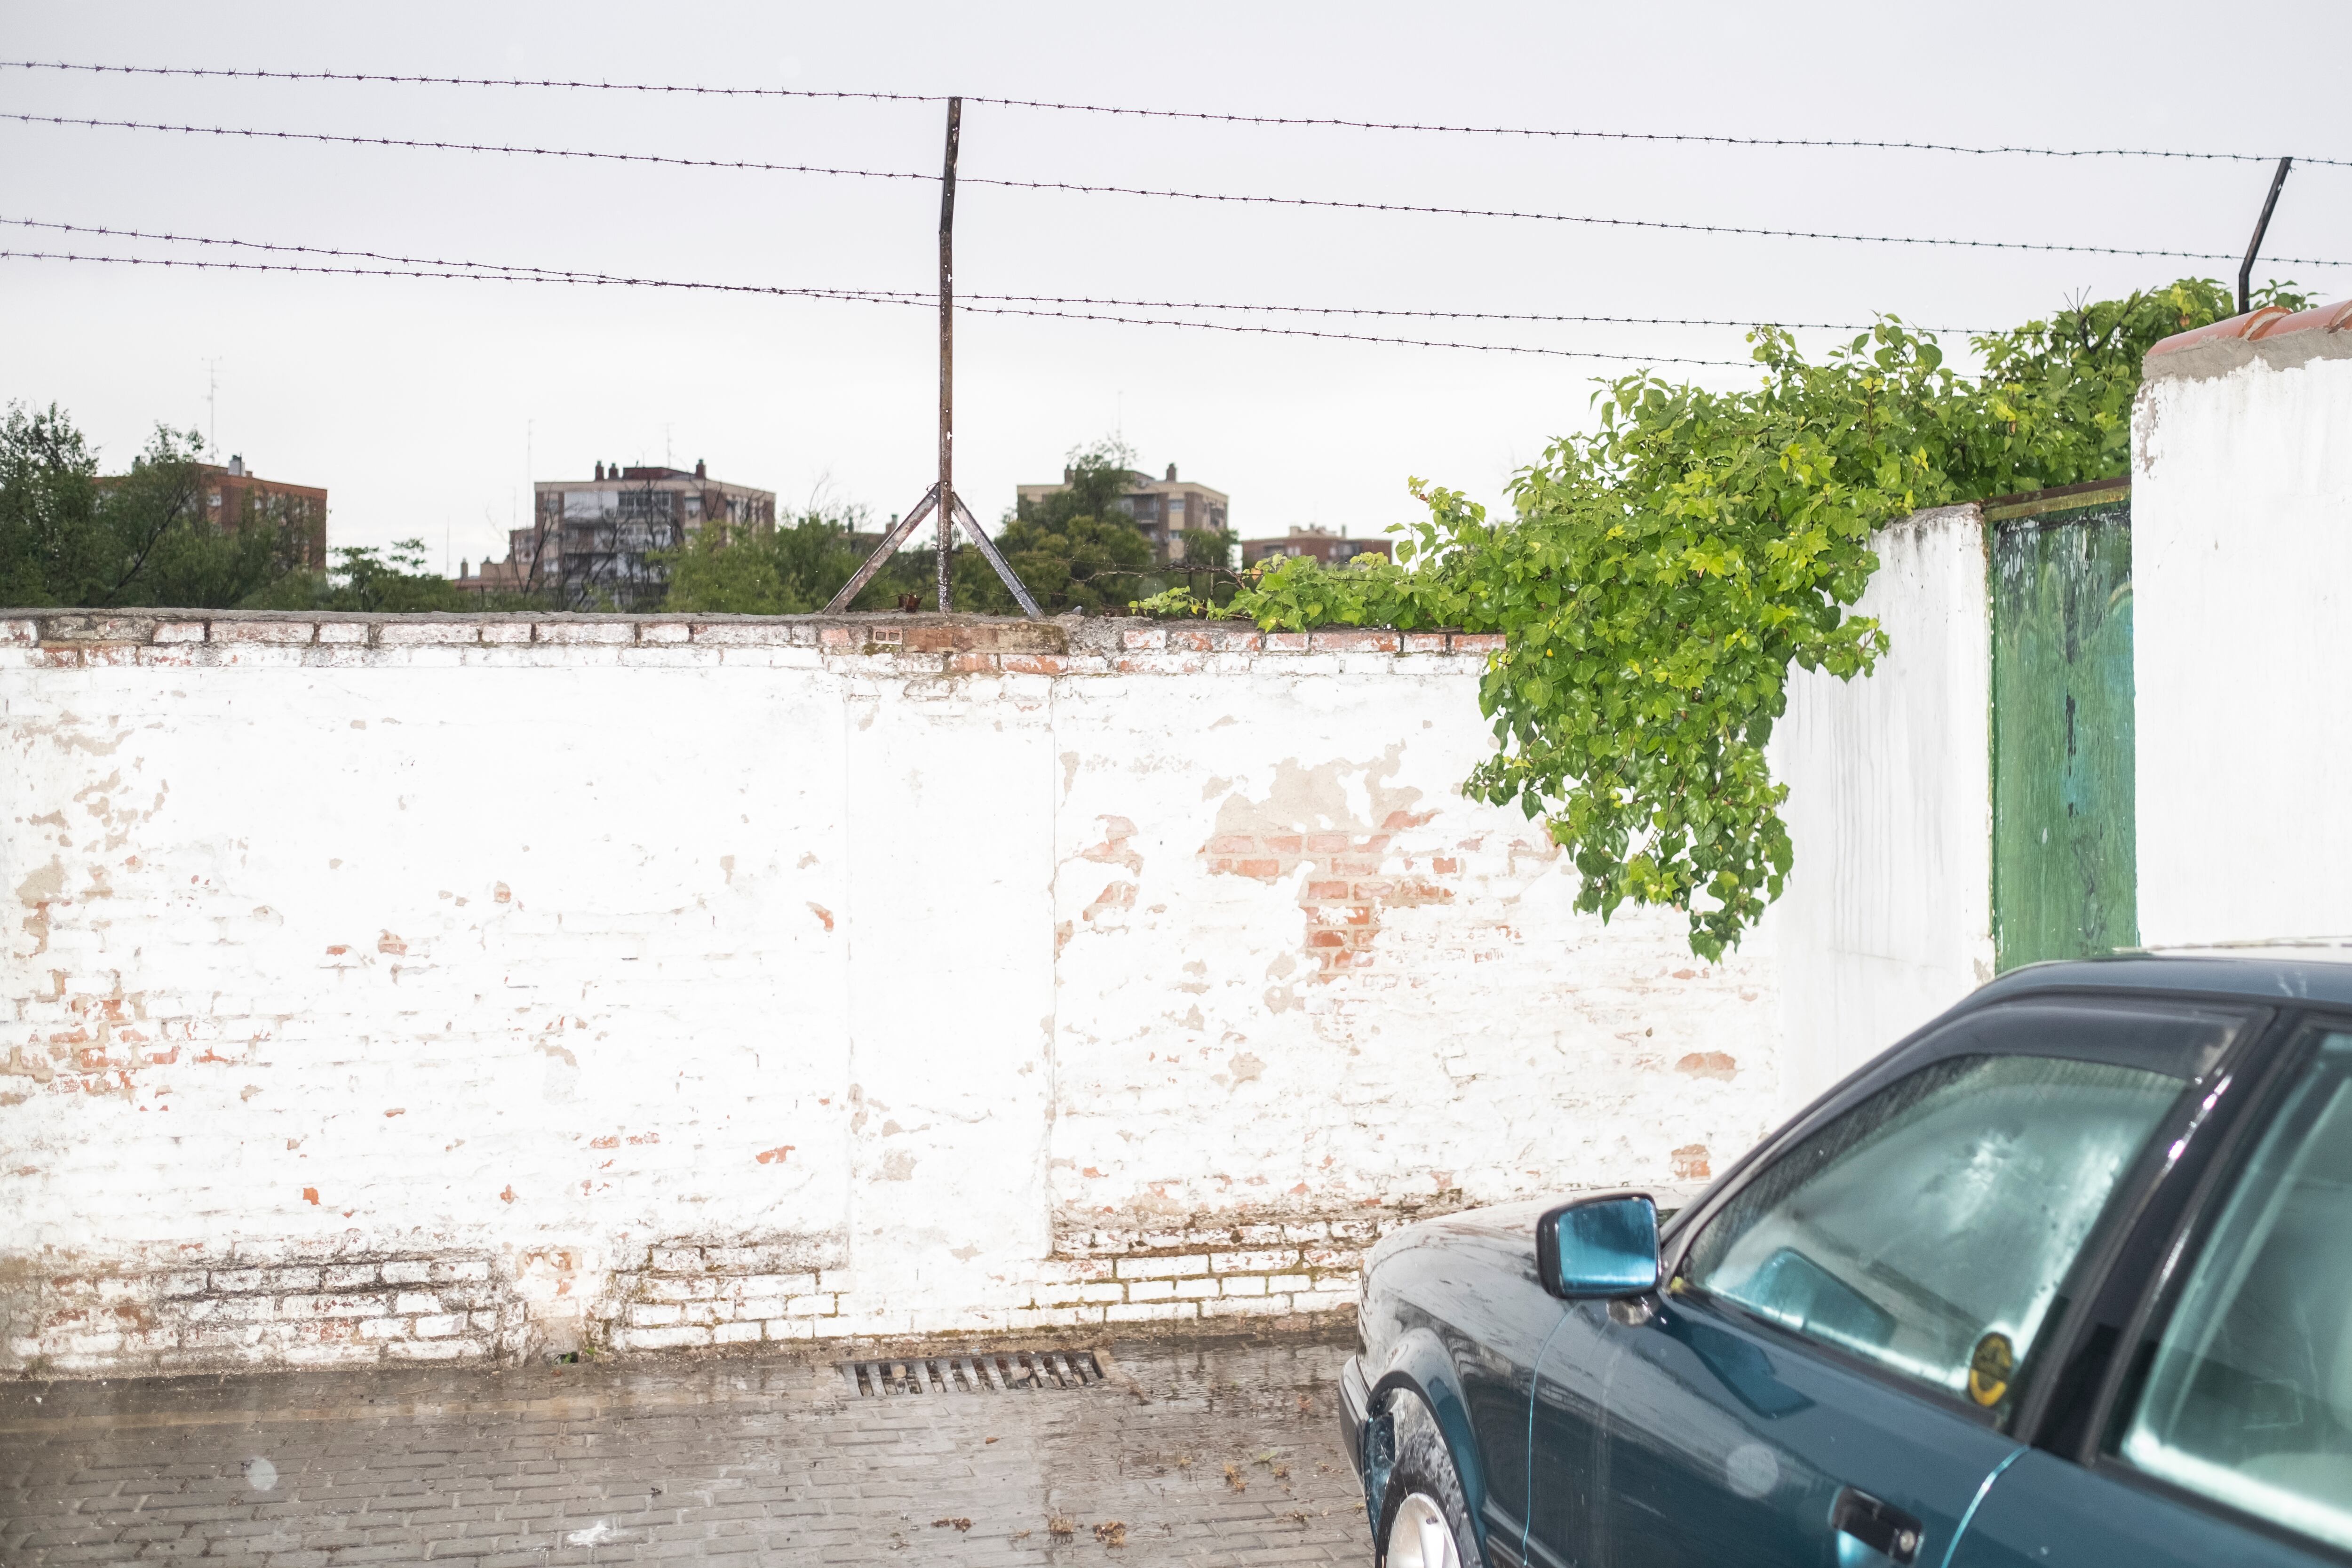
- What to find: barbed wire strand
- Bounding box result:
[0,218,1996,334]
[3,59,2343,168]
[8,113,2344,269]
[0,248,1758,366]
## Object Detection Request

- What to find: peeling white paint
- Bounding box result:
[0,616,1801,1374]
[1775,508,1996,1111]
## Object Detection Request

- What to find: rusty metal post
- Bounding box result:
[2238,157,2293,316]
[818,96,1038,621]
[938,97,961,611]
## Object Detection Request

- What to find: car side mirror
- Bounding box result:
[1537,1193,1661,1300]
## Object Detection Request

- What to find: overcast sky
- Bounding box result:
[5,0,2349,572]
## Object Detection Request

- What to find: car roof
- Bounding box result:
[1969,950,2352,1011]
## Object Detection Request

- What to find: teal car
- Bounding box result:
[1341,955,2352,1567]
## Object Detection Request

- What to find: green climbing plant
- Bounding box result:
[1137,278,2305,958]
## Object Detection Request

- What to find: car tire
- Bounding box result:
[1375,1392,1484,1568]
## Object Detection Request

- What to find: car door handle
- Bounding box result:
[1831,1486,1923,1567]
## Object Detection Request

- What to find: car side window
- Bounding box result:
[1678,1006,2219,1409]
[2115,1027,2352,1553]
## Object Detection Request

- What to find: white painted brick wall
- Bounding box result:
[2132,328,2352,947]
[0,613,1785,1376]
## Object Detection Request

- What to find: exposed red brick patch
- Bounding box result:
[383,1107,405,1117]
[1084,881,1137,922]
[1081,815,1143,874]
[1675,1052,1738,1081]
[806,902,834,932]
[325,944,349,956]
[1670,1144,1712,1181]
[627,1131,659,1145]
[1308,629,1401,654]
[999,654,1067,676]
[302,1186,319,1204]
[755,1145,795,1165]
[499,1184,516,1202]
[590,1135,619,1149]
[377,931,407,955]
[494,882,512,903]
[1202,749,1467,979]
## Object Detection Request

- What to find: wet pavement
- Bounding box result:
[0,1325,1370,1565]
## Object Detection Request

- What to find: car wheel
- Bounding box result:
[1375,1393,1483,1568]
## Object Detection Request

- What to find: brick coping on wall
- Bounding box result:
[0,611,1502,676]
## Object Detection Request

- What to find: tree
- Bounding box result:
[310,540,471,613]
[0,404,309,608]
[1176,521,1240,571]
[660,502,930,614]
[956,438,1155,615]
[1141,277,2305,958]
[0,403,108,605]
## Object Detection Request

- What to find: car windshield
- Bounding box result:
[1684,1051,2185,1401]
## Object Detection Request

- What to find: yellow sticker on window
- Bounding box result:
[1968,1331,2016,1408]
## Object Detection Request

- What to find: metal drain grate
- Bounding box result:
[839,1349,1105,1396]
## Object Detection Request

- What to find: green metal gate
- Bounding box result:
[1987,481,2137,971]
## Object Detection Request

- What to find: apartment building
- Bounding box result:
[1015,462,1230,565]
[458,459,776,608]
[197,455,328,570]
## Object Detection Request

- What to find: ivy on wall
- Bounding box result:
[1141,279,2307,957]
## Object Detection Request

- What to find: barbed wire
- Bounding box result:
[13,113,2341,268]
[0,218,1994,334]
[4,59,2343,167]
[0,247,1757,366]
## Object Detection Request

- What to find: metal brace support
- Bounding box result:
[952,494,1043,619]
[821,485,939,615]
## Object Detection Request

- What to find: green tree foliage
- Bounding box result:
[0,404,306,608]
[302,540,472,613]
[660,503,930,614]
[1176,522,1240,572]
[1139,278,2300,958]
[957,438,1155,615]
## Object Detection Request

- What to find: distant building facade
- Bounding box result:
[197,455,328,570]
[1016,463,1230,565]
[1240,525,1393,567]
[458,459,775,608]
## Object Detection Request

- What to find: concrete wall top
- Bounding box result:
[2145,298,2352,383]
[0,611,1502,676]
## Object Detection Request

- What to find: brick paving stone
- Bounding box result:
[0,1327,1370,1564]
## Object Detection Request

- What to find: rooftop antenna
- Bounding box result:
[826,98,1038,617]
[202,358,223,458]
